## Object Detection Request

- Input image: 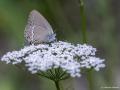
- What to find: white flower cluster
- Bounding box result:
[1,41,105,77]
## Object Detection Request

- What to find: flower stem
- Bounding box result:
[54,81,60,90]
[79,0,93,90]
[79,0,87,43]
[86,70,93,90]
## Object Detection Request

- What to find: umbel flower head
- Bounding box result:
[1,41,105,78]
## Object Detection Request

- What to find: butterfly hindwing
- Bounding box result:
[24,10,55,44]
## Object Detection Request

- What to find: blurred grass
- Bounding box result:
[0,0,120,90]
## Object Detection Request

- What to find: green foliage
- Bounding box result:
[0,0,119,90]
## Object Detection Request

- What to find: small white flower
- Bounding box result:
[0,41,105,77]
[80,57,105,71]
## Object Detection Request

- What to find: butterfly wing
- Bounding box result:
[33,26,53,44]
[24,10,55,44]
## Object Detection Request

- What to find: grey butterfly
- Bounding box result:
[24,10,56,45]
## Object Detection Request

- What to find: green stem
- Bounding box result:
[79,0,87,43]
[86,70,93,90]
[55,81,60,90]
[79,0,93,90]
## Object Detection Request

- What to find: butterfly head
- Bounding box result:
[47,33,56,43]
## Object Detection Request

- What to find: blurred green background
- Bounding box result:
[0,0,119,90]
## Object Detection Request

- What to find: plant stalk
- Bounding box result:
[79,0,87,43]
[79,0,93,90]
[55,81,60,90]
[86,70,94,90]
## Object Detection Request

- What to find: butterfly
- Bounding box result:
[24,10,56,45]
